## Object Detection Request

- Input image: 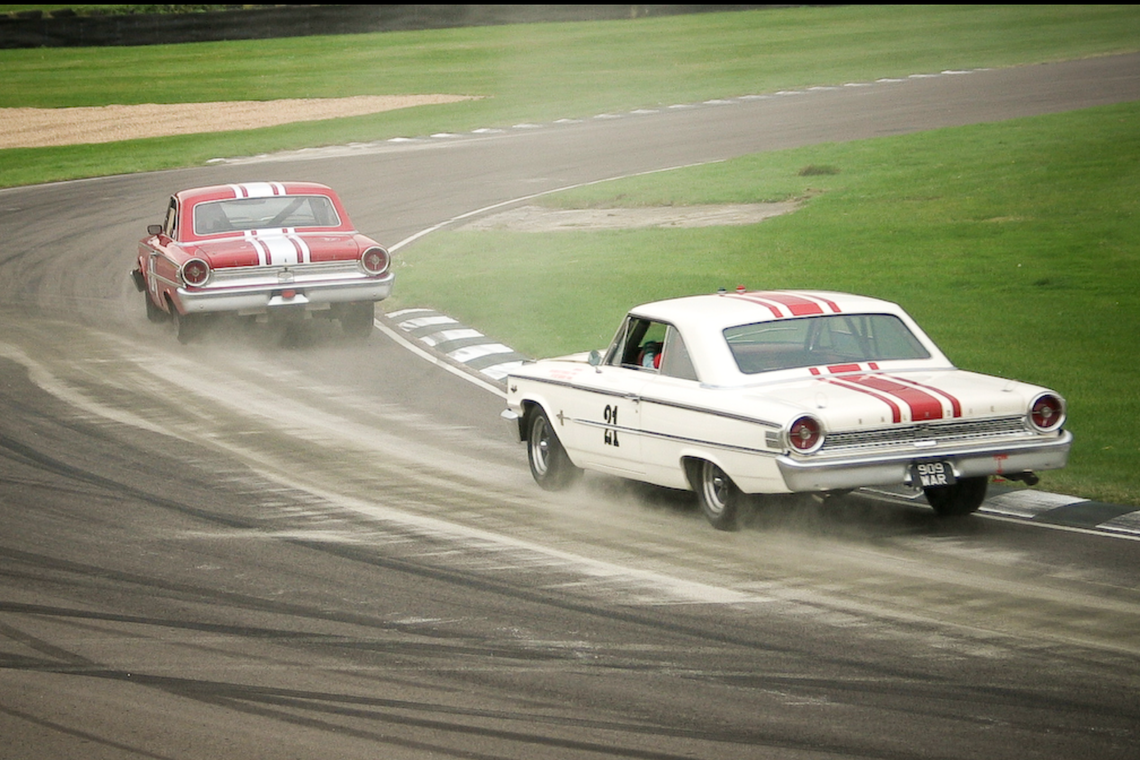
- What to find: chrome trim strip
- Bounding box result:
[565,415,775,457]
[512,375,783,429]
[821,416,1032,453]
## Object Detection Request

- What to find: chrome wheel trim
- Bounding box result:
[530,415,551,477]
[701,462,729,516]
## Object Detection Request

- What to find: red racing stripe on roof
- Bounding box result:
[814,294,843,313]
[729,291,784,314]
[728,291,844,318]
[752,291,825,316]
[726,293,784,318]
[764,291,845,315]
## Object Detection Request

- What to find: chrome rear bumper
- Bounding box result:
[775,431,1072,492]
[177,270,394,315]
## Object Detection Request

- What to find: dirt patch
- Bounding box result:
[0,94,477,149]
[460,202,799,231]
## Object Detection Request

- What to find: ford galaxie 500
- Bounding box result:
[132,182,392,343]
[503,290,1071,530]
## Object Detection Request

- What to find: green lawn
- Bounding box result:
[2,5,1138,504]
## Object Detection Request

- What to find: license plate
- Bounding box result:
[911,461,957,488]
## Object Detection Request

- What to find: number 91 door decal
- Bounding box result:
[604,404,620,447]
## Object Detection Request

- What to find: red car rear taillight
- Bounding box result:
[181,258,210,286]
[1029,393,1065,432]
[787,415,824,454]
[361,246,390,276]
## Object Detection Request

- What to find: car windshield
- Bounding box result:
[724,313,930,374]
[193,195,340,235]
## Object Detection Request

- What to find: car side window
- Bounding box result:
[602,317,629,367]
[605,317,672,372]
[163,199,178,239]
[659,326,699,381]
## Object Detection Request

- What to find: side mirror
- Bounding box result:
[589,350,602,368]
[147,224,163,236]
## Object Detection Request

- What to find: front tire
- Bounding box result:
[144,290,167,323]
[526,408,580,491]
[693,460,745,531]
[924,476,988,516]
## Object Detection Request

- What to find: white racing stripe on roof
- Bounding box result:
[238,181,284,198]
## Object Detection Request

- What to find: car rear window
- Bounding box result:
[724,314,930,374]
[193,195,341,235]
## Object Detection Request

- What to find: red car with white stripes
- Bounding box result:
[503,290,1072,529]
[132,182,392,343]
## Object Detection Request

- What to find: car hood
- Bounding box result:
[184,232,364,268]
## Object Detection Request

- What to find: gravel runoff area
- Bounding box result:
[0,94,476,149]
[1,95,794,228]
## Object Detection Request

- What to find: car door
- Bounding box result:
[141,197,182,306]
[637,323,705,489]
[559,316,666,477]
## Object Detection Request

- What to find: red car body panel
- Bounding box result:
[133,182,392,339]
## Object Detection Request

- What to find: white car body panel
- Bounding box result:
[505,290,1071,499]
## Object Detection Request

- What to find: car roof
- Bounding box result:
[171,182,356,240]
[629,290,909,327]
[174,182,337,205]
[625,290,942,385]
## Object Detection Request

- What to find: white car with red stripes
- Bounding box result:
[132,182,392,343]
[503,289,1072,529]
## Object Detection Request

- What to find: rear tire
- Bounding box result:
[171,305,203,344]
[340,301,375,339]
[692,460,745,531]
[924,476,988,516]
[526,408,580,491]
